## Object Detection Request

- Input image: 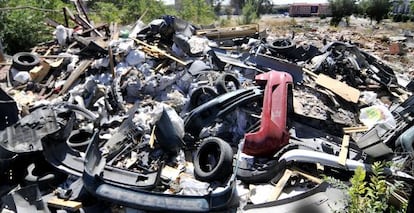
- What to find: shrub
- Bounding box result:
[393,14,402,22]
[348,162,406,213]
[239,0,257,24]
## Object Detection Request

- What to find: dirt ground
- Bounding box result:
[257,15,414,78]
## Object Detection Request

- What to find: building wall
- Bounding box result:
[289,3,331,17]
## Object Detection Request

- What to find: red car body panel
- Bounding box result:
[243,70,293,156]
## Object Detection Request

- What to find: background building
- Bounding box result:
[289,3,331,17]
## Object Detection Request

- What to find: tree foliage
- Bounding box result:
[91,2,125,24]
[328,0,356,26]
[177,0,216,24]
[0,0,71,54]
[240,0,258,24]
[121,0,173,24]
[231,0,272,16]
[360,0,391,23]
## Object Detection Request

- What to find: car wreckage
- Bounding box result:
[1,11,414,213]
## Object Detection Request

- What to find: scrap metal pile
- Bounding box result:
[1,10,414,213]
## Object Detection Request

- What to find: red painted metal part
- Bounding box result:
[243,70,293,156]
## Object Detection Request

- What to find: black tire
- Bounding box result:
[215,73,240,94]
[266,38,296,56]
[12,52,40,71]
[193,137,233,182]
[67,129,93,152]
[190,86,218,109]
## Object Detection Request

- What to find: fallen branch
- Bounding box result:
[0,6,60,12]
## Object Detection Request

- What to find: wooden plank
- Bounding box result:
[63,7,69,27]
[0,65,10,82]
[315,74,360,103]
[111,22,119,40]
[343,126,369,133]
[108,46,115,77]
[47,197,82,212]
[132,38,187,66]
[338,134,350,166]
[196,24,259,40]
[267,169,293,202]
[302,67,318,78]
[58,60,92,95]
[303,68,360,103]
[292,169,323,184]
[149,125,156,149]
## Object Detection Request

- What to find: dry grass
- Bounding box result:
[397,22,414,30]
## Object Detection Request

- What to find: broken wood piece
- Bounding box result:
[63,7,69,27]
[47,197,82,212]
[267,169,293,202]
[45,18,61,28]
[343,126,369,133]
[303,68,360,103]
[63,7,81,26]
[39,74,55,96]
[110,22,119,40]
[196,24,259,40]
[292,169,323,184]
[109,46,115,77]
[149,125,156,149]
[59,60,92,95]
[302,67,318,78]
[30,61,51,82]
[80,24,109,36]
[338,134,350,166]
[0,65,10,82]
[132,38,187,66]
[316,163,324,171]
[315,74,360,103]
[76,0,91,24]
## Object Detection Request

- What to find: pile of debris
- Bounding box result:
[1,7,414,213]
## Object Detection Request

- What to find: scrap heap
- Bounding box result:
[0,7,414,213]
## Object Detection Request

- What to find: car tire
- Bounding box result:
[215,73,240,94]
[12,52,40,71]
[190,86,218,109]
[67,129,93,152]
[266,38,296,57]
[194,137,233,182]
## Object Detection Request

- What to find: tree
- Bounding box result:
[328,0,356,26]
[256,0,273,16]
[177,0,216,24]
[91,2,124,23]
[214,0,222,15]
[356,0,369,17]
[231,0,271,17]
[231,0,245,15]
[240,0,257,24]
[365,0,391,24]
[0,0,70,54]
[120,0,173,24]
